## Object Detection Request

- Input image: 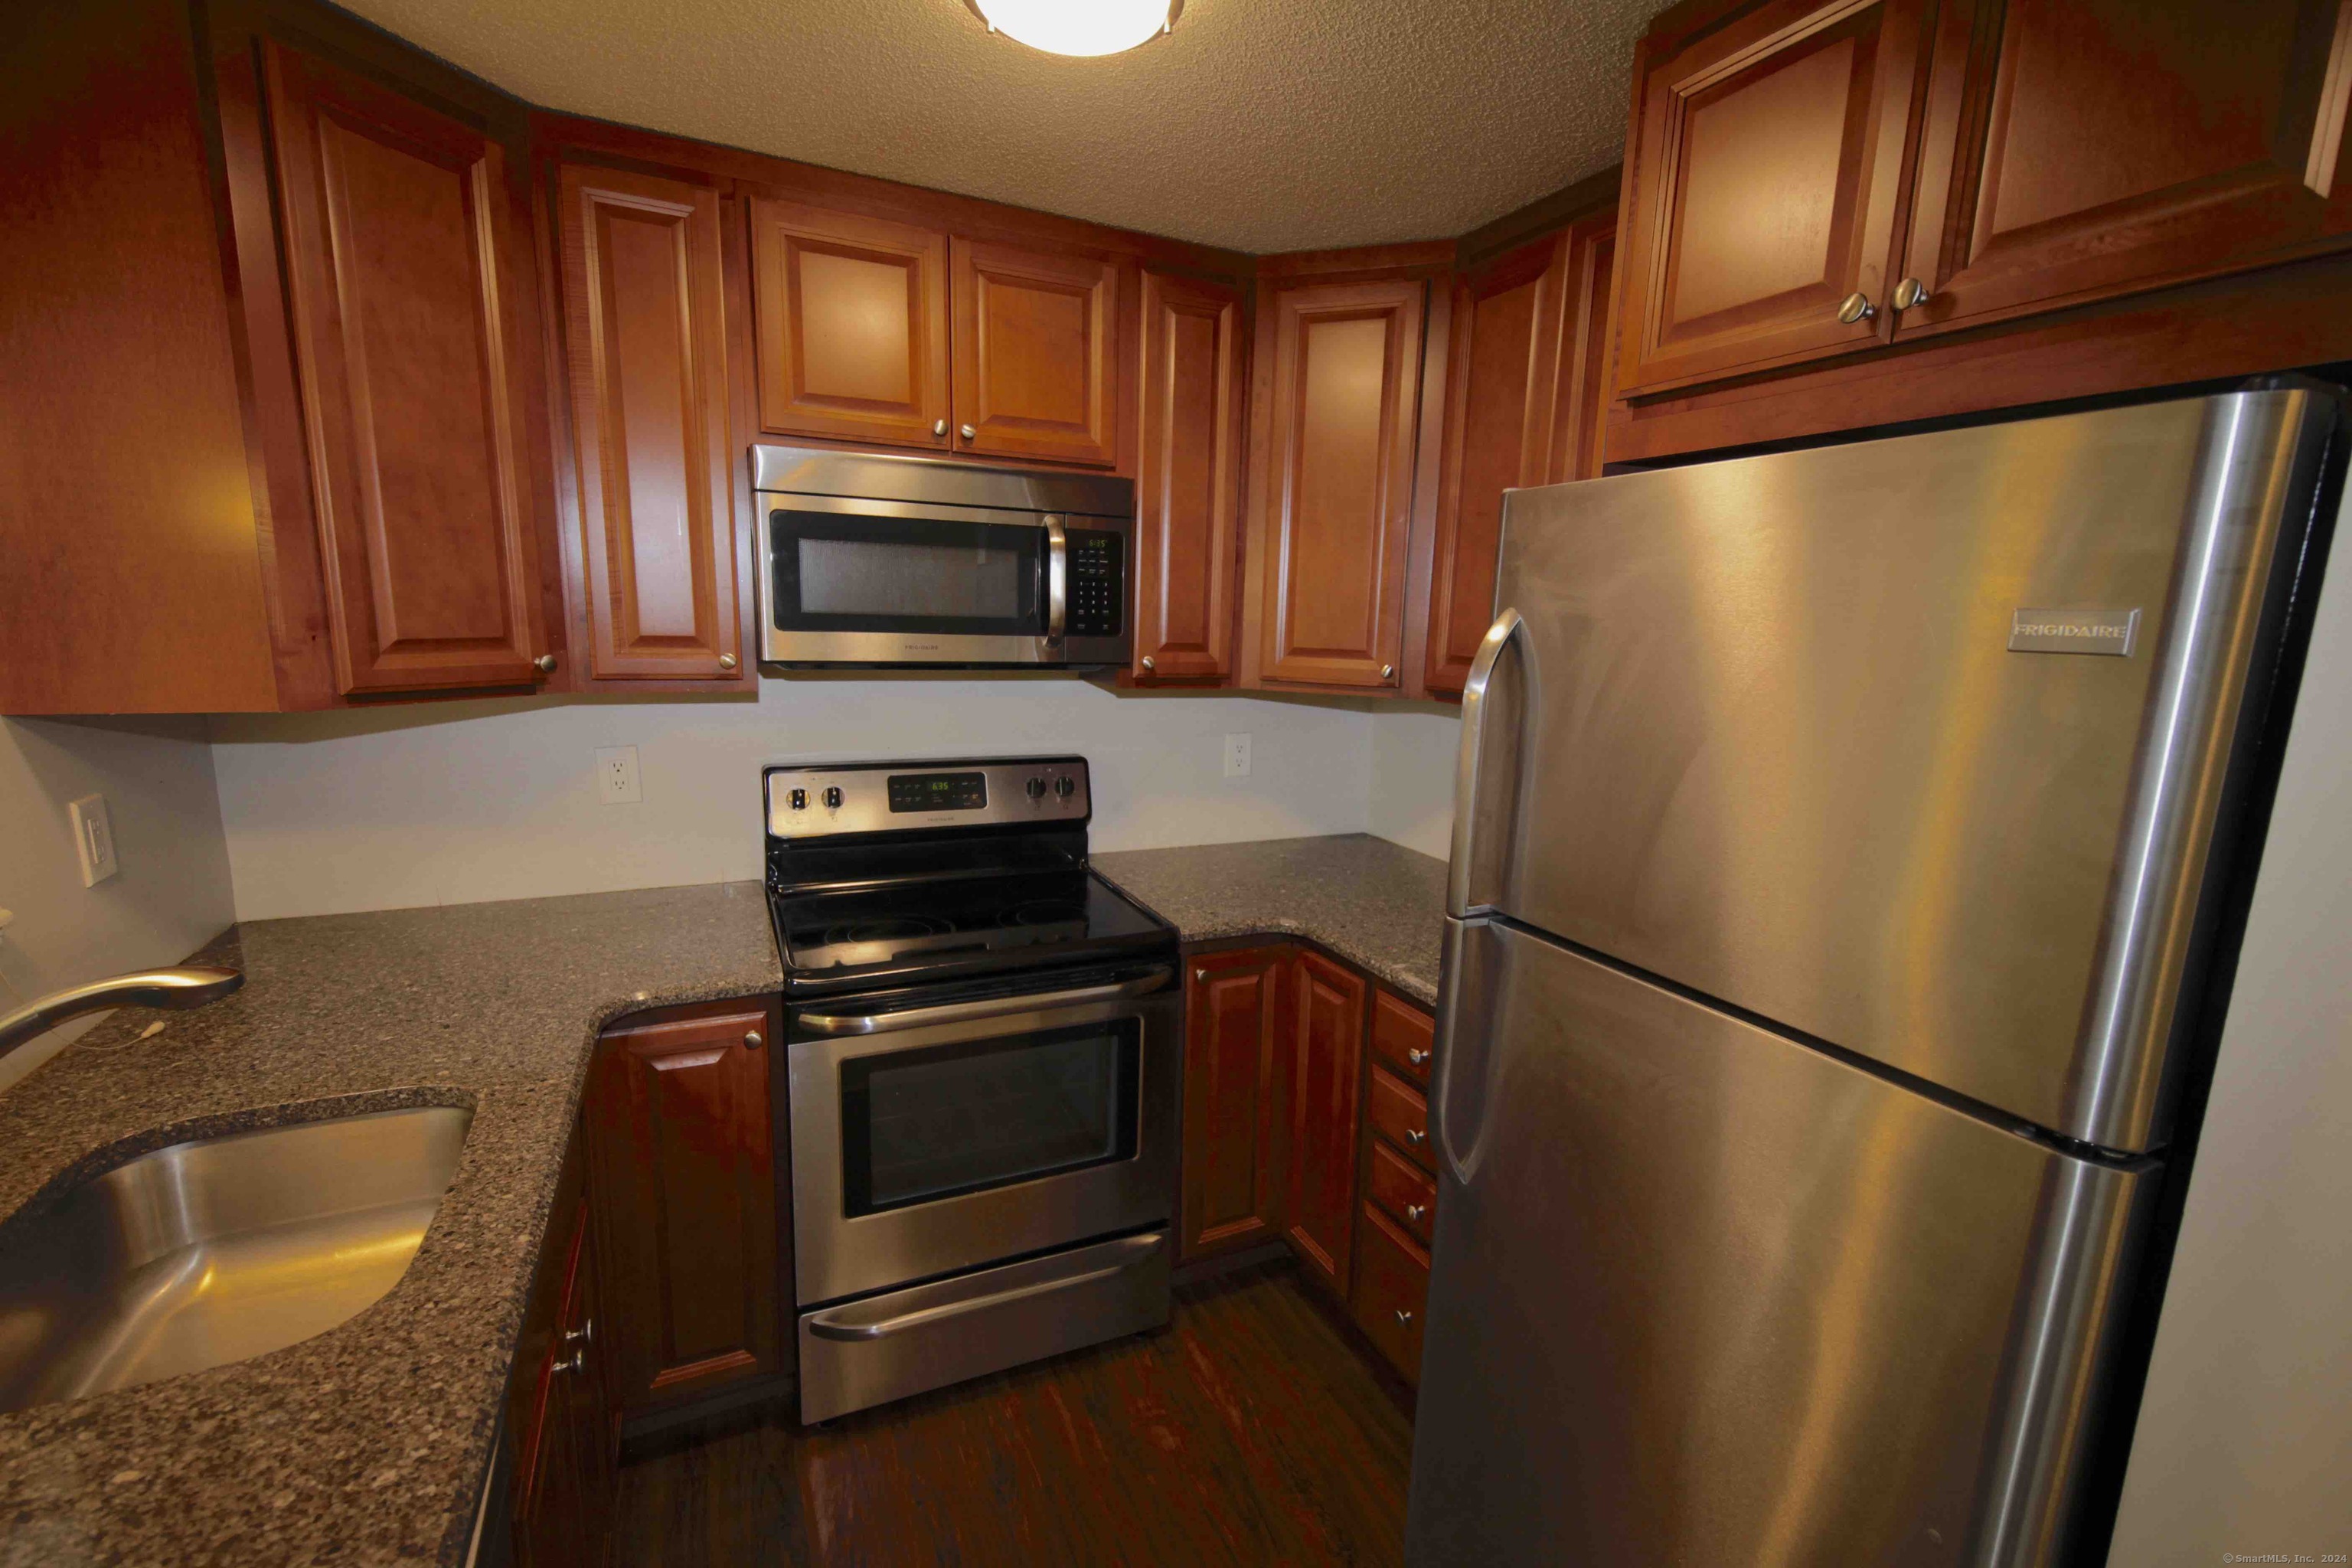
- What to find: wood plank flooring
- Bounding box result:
[613,1259,1414,1566]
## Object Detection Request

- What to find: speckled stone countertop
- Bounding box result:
[0,881,780,1567]
[1093,834,1449,1005]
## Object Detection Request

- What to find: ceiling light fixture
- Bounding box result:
[964,0,1184,57]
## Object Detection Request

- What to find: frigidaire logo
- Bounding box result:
[2008,606,2141,657]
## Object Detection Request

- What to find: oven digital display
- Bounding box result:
[887,771,988,813]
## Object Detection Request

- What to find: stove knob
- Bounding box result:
[1025,777,1047,799]
[788,788,807,811]
[1054,776,1076,799]
[822,786,843,809]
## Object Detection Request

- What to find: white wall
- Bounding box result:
[0,717,237,1089]
[2105,493,2352,1560]
[210,678,1379,920]
[1368,707,1461,860]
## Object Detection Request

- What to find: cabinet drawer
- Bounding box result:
[1351,1201,1430,1384]
[1365,1138,1437,1247]
[1366,1066,1434,1174]
[1370,988,1435,1084]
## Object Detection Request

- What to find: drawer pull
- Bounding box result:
[1406,1047,1430,1066]
[1405,1128,1427,1146]
[1393,1308,1414,1327]
[1405,1203,1427,1222]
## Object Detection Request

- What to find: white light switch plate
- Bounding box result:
[1223,733,1253,778]
[70,795,119,886]
[596,746,642,805]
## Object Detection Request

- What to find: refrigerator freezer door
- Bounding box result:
[1459,387,2336,1151]
[1409,918,2151,1568]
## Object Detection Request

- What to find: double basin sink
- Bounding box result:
[0,1105,471,1413]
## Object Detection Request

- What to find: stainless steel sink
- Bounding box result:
[0,1104,472,1413]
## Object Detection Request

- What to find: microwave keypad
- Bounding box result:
[1066,531,1123,638]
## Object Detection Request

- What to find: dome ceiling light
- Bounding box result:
[964,0,1185,57]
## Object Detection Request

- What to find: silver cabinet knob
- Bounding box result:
[932,419,949,437]
[533,654,557,674]
[959,423,978,441]
[563,1318,593,1348]
[1892,276,1930,310]
[743,1030,763,1050]
[1393,1308,1414,1326]
[1836,292,1877,325]
[1194,968,1209,982]
[1140,655,1156,673]
[1406,1127,1428,1146]
[1405,1203,1428,1222]
[1379,663,1395,680]
[717,653,738,671]
[1406,1047,1430,1066]
[554,1346,585,1374]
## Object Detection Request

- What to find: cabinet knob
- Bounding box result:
[533,654,557,674]
[959,423,978,441]
[718,653,738,671]
[1407,1047,1430,1066]
[1892,276,1930,310]
[1406,1127,1428,1146]
[563,1318,593,1348]
[933,419,949,438]
[1836,292,1877,325]
[554,1348,585,1374]
[1379,664,1396,681]
[1194,968,1209,982]
[1406,1203,1428,1222]
[1393,1308,1414,1327]
[1140,655,1156,673]
[743,1029,764,1050]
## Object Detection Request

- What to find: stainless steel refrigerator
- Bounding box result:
[1405,385,2342,1566]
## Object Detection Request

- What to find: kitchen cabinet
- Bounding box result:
[509,1140,616,1568]
[586,1000,783,1414]
[1282,949,1370,1293]
[1240,276,1430,690]
[1615,0,1928,397]
[261,38,554,696]
[1899,0,2352,336]
[554,163,744,684]
[1352,986,1439,1385]
[1423,211,1617,695]
[1179,948,1289,1260]
[1350,1203,1432,1386]
[749,199,954,451]
[1132,271,1248,684]
[953,240,1122,467]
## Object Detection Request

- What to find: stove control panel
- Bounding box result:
[766,757,1089,839]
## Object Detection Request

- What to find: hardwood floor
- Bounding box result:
[613,1259,1413,1566]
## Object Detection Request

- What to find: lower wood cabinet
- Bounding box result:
[510,1140,616,1568]
[1351,1202,1432,1385]
[1283,949,1370,1292]
[1179,949,1288,1259]
[584,999,784,1415]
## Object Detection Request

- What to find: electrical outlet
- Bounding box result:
[596,746,642,805]
[70,795,119,886]
[1223,733,1253,779]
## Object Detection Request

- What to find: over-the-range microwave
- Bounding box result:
[750,446,1132,669]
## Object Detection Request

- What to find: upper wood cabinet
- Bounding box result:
[952,240,1122,466]
[1615,0,1929,396]
[586,1002,782,1414]
[262,40,551,696]
[1243,278,1429,690]
[749,199,954,451]
[1898,0,2352,335]
[1282,949,1370,1295]
[1132,271,1247,684]
[555,164,743,683]
[1180,948,1288,1260]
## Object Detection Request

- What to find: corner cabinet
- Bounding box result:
[1179,949,1289,1259]
[1131,271,1247,684]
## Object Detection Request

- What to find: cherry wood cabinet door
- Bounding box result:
[1246,279,1426,690]
[1550,215,1622,488]
[749,199,952,451]
[557,165,742,681]
[262,41,547,694]
[1282,949,1369,1294]
[1897,0,2352,337]
[1179,948,1287,1261]
[1615,0,1930,396]
[586,1004,781,1413]
[951,240,1121,466]
[1132,271,1246,684]
[514,1197,598,1568]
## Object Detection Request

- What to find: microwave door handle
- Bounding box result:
[796,965,1172,1036]
[1044,516,1067,644]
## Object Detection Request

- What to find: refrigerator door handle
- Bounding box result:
[1449,607,1528,919]
[1430,916,1504,1188]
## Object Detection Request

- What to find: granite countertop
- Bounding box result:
[0,881,781,1567]
[1093,834,1450,1005]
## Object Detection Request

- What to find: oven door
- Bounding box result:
[786,965,1180,1306]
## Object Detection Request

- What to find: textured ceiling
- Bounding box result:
[337,0,1668,253]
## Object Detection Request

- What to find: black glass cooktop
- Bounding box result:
[772,870,1170,991]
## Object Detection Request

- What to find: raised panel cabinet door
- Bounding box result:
[1179,948,1287,1260]
[1614,0,1930,396]
[1133,272,1246,683]
[513,1201,593,1568]
[749,198,952,449]
[1898,0,2352,336]
[557,165,741,681]
[559,1217,617,1563]
[586,1005,780,1412]
[262,41,547,694]
[1549,214,1621,488]
[1423,234,1569,695]
[1283,949,1369,1293]
[951,240,1120,466]
[1249,279,1426,689]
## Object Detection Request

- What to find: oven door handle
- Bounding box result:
[805,1232,1166,1342]
[795,965,1173,1037]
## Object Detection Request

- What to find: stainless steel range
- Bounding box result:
[764,756,1181,1423]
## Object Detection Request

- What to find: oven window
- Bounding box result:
[772,511,1043,636]
[838,1021,1140,1216]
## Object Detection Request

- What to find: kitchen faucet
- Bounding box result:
[0,969,243,1063]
